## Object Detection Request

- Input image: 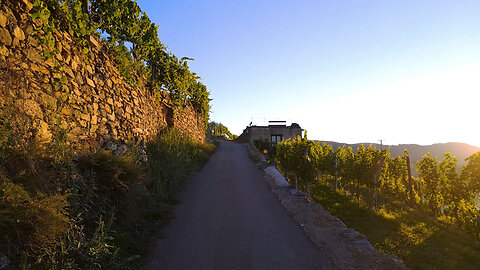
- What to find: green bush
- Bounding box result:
[254,138,276,161]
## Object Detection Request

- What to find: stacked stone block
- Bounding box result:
[0,0,205,153]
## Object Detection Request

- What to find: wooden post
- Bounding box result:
[373,156,386,210]
[82,0,90,14]
[334,153,338,192]
[304,145,312,199]
[406,156,415,207]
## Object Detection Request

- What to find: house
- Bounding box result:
[238,121,303,146]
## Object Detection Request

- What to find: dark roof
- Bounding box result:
[246,123,302,129]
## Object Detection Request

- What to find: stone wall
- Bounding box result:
[0,0,205,153]
[173,105,206,143]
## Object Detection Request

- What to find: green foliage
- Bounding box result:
[336,146,355,185]
[0,178,70,261]
[208,122,237,140]
[274,138,480,268]
[111,42,137,84]
[0,128,215,268]
[146,128,215,201]
[277,139,387,201]
[276,137,332,195]
[312,182,480,270]
[417,153,441,215]
[3,0,215,267]
[463,152,480,193]
[91,0,211,122]
[31,0,98,56]
[354,145,387,189]
[382,150,408,198]
[78,150,144,194]
[254,138,276,161]
[30,0,211,123]
[30,0,57,54]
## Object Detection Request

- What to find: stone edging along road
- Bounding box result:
[248,147,408,270]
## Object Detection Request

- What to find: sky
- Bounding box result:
[137,0,480,147]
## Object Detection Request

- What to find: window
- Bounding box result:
[271,135,283,145]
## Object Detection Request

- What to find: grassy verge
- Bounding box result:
[0,128,215,269]
[311,182,480,270]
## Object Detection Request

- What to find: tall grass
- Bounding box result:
[147,128,215,201]
[310,180,480,270]
[0,128,215,269]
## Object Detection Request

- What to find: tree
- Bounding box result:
[463,152,480,193]
[457,152,480,230]
[208,122,236,140]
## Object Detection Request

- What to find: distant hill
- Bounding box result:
[316,141,480,175]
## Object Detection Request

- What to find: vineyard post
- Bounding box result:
[406,156,415,206]
[305,145,311,198]
[334,153,338,192]
[419,178,422,203]
[82,0,90,14]
[373,156,386,210]
[418,171,423,204]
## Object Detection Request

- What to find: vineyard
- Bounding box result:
[274,136,480,269]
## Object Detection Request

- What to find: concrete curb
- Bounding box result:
[264,166,290,188]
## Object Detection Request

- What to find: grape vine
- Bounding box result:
[275,137,480,235]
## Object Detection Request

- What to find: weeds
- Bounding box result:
[0,128,215,269]
[311,181,480,270]
[147,128,215,201]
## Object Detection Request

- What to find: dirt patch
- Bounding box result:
[248,147,407,270]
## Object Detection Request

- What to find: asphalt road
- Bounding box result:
[145,141,332,270]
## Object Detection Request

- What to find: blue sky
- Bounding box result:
[137,0,480,147]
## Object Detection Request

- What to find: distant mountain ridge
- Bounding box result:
[315,141,480,175]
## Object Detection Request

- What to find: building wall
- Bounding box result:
[246,126,302,145]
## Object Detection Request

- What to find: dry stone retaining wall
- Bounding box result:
[0,0,205,153]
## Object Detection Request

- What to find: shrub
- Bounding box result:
[0,178,70,264]
[254,138,276,161]
[0,124,215,269]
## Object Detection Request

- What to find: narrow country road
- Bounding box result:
[145,141,332,270]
